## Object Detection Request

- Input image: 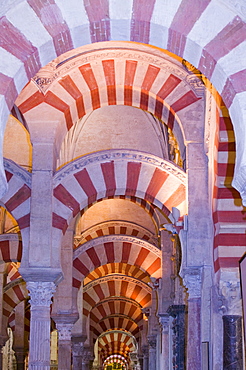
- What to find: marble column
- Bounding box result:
[183,268,202,370]
[223,315,243,369]
[167,305,185,370]
[27,281,56,370]
[147,335,156,370]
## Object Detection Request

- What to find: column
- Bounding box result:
[221,279,243,369]
[13,300,27,370]
[72,336,83,370]
[158,314,169,370]
[167,305,186,370]
[27,281,56,370]
[223,316,243,368]
[183,268,202,370]
[141,345,149,370]
[147,335,156,370]
[0,264,8,370]
[53,314,78,370]
[81,345,93,370]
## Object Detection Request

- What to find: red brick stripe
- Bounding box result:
[126,162,141,196]
[87,247,101,268]
[74,168,97,204]
[79,64,100,110]
[168,0,211,56]
[124,61,138,106]
[53,184,80,217]
[131,0,156,43]
[101,161,116,197]
[102,60,116,105]
[27,0,73,56]
[5,184,31,212]
[59,75,85,119]
[83,0,110,43]
[0,16,41,79]
[199,17,246,79]
[145,168,169,203]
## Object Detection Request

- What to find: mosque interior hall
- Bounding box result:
[0,0,246,369]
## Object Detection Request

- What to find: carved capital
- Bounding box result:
[56,323,73,341]
[220,280,242,315]
[158,314,169,334]
[27,281,56,307]
[183,268,202,298]
[147,335,157,349]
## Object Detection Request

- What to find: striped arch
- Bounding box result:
[91,315,141,343]
[0,1,245,201]
[1,159,31,231]
[78,221,157,247]
[3,280,29,329]
[79,195,160,226]
[83,275,151,317]
[90,297,143,341]
[0,234,22,263]
[54,150,187,235]
[104,354,128,369]
[6,263,22,282]
[73,235,161,288]
[16,45,202,154]
[98,330,136,361]
[84,264,150,285]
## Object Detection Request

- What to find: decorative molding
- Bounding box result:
[220,280,242,315]
[147,335,157,349]
[32,46,189,92]
[83,273,152,294]
[54,149,187,184]
[0,233,21,242]
[3,158,32,187]
[74,234,161,260]
[75,220,158,248]
[26,281,56,307]
[182,268,202,298]
[56,323,73,341]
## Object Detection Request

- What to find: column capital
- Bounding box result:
[27,281,56,307]
[56,323,74,341]
[147,335,157,349]
[220,280,242,315]
[158,314,169,333]
[182,267,202,298]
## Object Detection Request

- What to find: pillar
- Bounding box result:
[223,315,243,369]
[27,281,56,370]
[81,345,93,370]
[72,336,83,370]
[158,314,169,370]
[220,278,243,369]
[13,300,27,370]
[141,345,149,370]
[147,335,156,370]
[183,268,202,370]
[167,305,185,370]
[53,314,78,370]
